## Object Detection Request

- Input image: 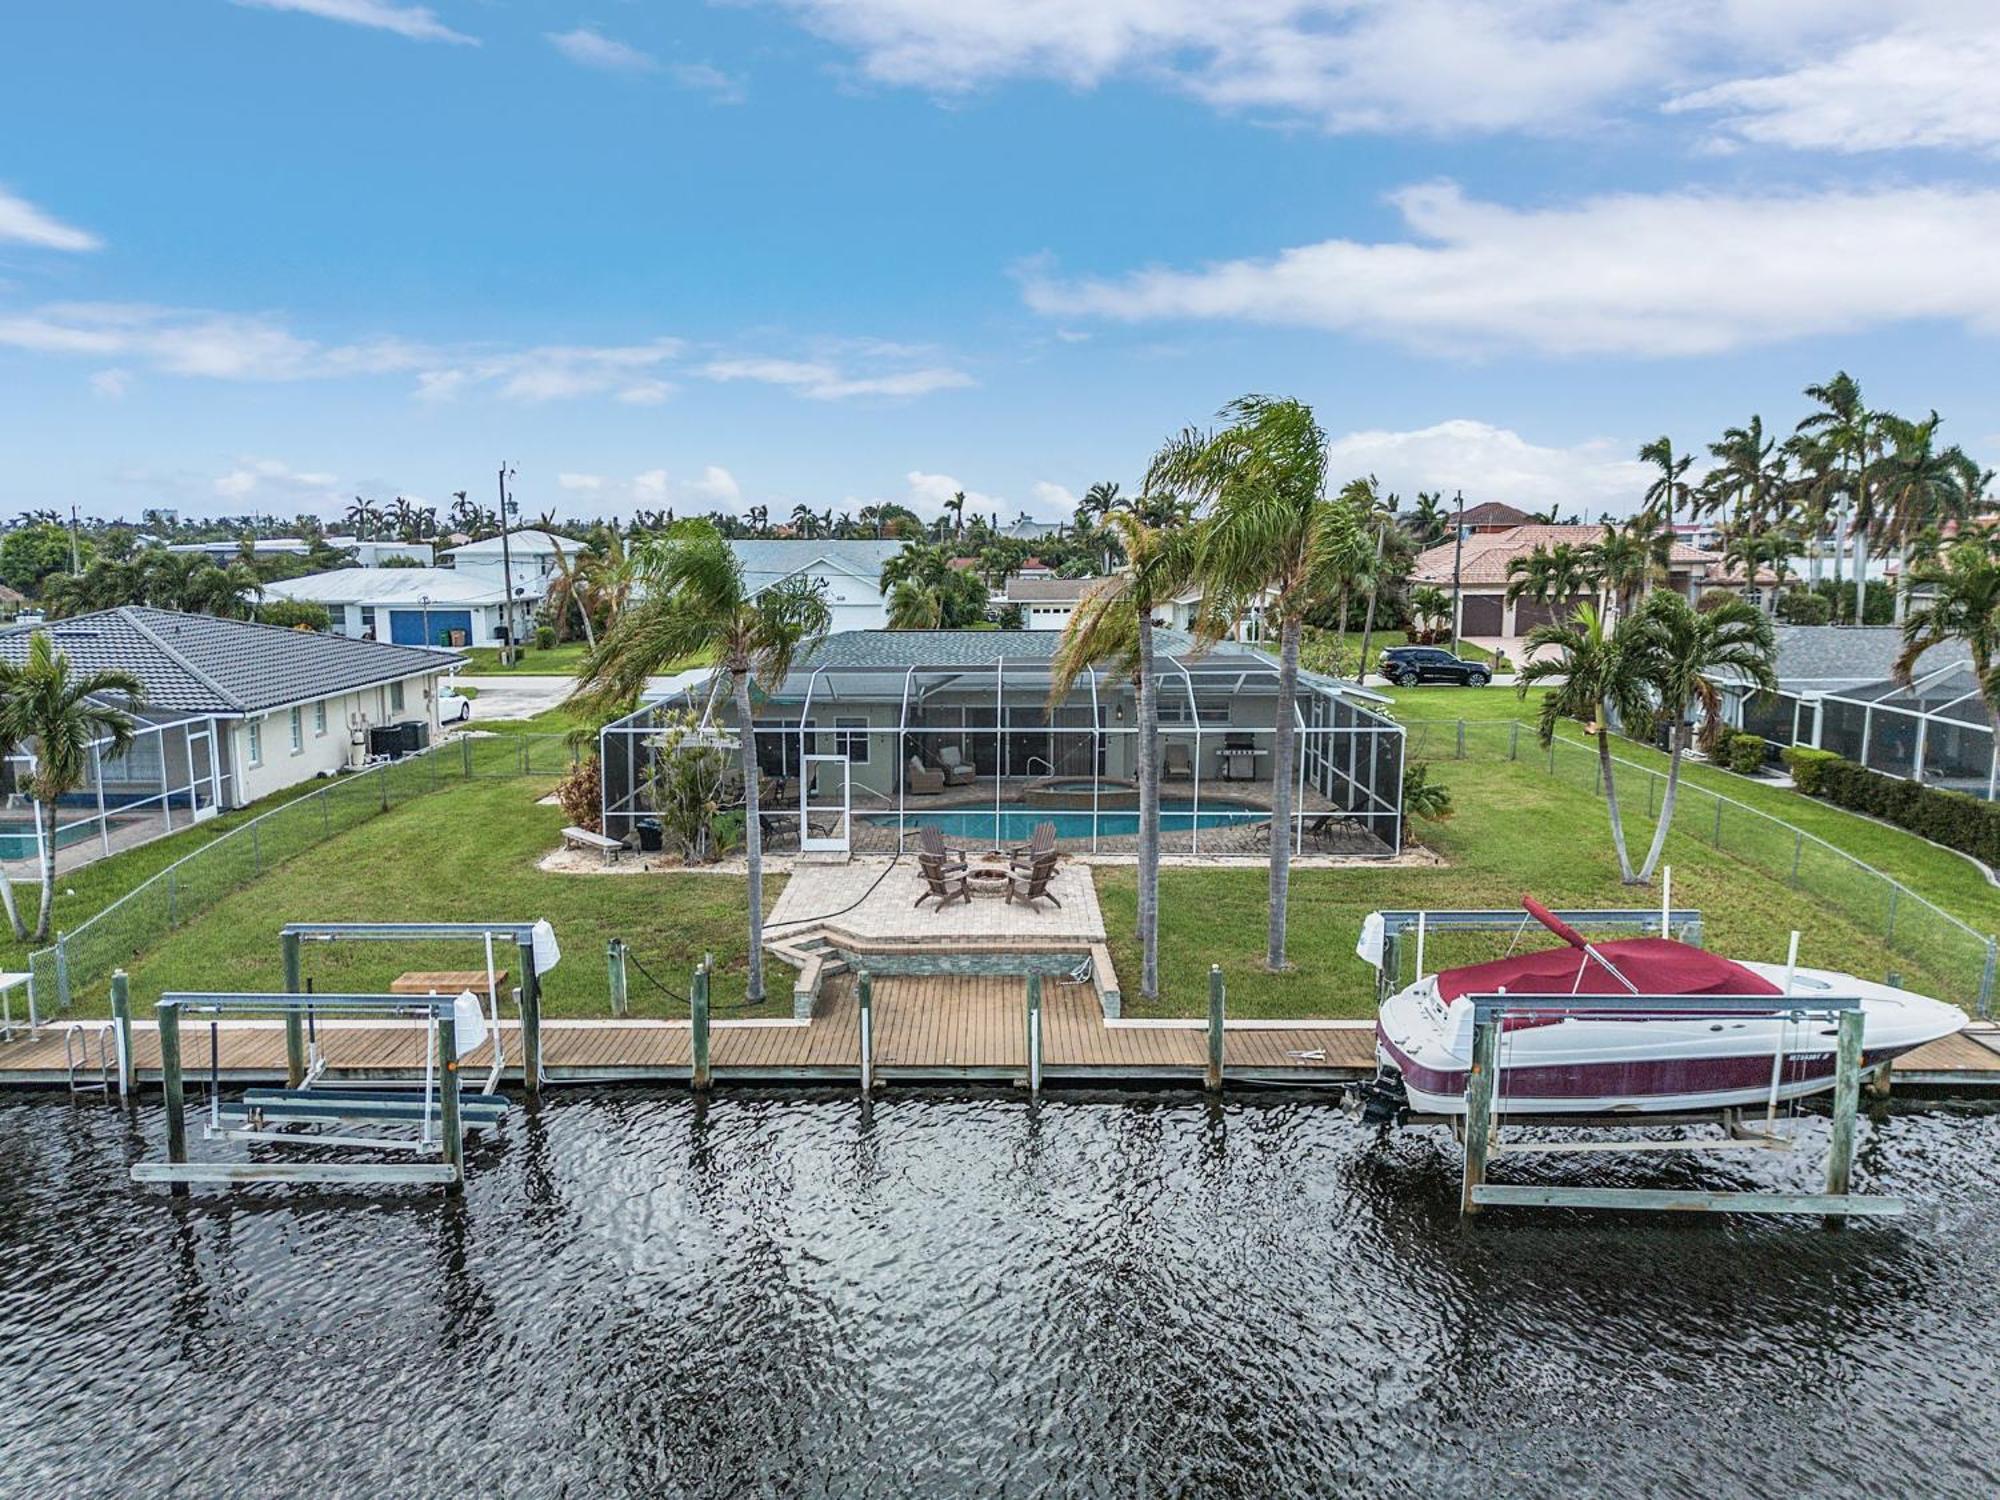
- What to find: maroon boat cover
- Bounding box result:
[1433,937,1781,1004]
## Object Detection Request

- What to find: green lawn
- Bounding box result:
[458,642,592,675]
[1384,686,1998,932]
[1102,747,1976,1019]
[93,775,788,1020]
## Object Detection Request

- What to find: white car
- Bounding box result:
[436,680,473,723]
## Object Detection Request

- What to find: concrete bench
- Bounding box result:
[563,826,625,865]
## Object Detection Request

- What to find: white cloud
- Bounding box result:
[1030,481,1077,516]
[687,465,742,504]
[667,62,748,104]
[1325,420,1650,518]
[905,470,1003,517]
[89,368,131,399]
[632,470,670,503]
[702,355,974,400]
[1025,180,2000,356]
[0,186,101,252]
[1666,25,2000,154]
[212,456,343,508]
[557,473,605,492]
[233,0,476,46]
[546,27,656,72]
[616,379,674,406]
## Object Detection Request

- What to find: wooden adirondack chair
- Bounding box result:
[914,853,971,910]
[1006,852,1062,910]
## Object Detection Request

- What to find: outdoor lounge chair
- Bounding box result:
[1163,743,1193,782]
[937,744,977,786]
[918,824,968,873]
[1009,820,1057,869]
[907,756,946,795]
[1006,852,1062,910]
[914,853,972,910]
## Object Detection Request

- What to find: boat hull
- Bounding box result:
[1376,962,1965,1116]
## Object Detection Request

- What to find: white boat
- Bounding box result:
[1360,900,1966,1117]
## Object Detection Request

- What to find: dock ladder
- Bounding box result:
[64,1023,109,1095]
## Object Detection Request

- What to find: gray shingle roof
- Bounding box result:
[731,539,908,592]
[1766,625,1967,693]
[0,607,458,715]
[1004,576,1098,603]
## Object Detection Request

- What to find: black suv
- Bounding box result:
[1379,646,1490,686]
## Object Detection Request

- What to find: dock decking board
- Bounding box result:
[5,981,1998,1088]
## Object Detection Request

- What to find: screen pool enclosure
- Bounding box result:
[600,630,1406,858]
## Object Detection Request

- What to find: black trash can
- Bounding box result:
[635,818,664,854]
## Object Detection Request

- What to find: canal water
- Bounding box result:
[3,1090,1997,1498]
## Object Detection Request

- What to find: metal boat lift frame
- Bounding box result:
[129,992,481,1192]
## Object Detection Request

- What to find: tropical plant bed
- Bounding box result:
[1098,750,1970,1020]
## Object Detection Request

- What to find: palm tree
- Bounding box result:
[1409,491,1448,547]
[0,633,141,941]
[1796,373,1877,620]
[570,530,831,1004]
[1868,411,1976,622]
[1408,584,1451,642]
[1504,542,1597,617]
[1639,436,1694,531]
[1515,603,1655,883]
[343,496,383,539]
[544,533,597,647]
[788,504,823,539]
[1147,394,1363,970]
[886,580,944,629]
[1895,538,2000,755]
[1590,522,1654,622]
[1048,504,1197,999]
[1627,591,1775,883]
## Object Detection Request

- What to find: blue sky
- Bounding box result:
[3,1,1999,526]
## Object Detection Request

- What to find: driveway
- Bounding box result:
[454,674,573,722]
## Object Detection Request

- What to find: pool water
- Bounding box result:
[0,817,105,860]
[4,1092,1998,1495]
[882,805,1265,840]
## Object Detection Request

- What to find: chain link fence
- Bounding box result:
[1403,718,1998,1017]
[31,732,576,1018]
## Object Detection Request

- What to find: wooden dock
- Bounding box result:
[5,974,1998,1091]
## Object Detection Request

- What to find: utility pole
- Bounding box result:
[68,505,82,575]
[1448,489,1466,654]
[497,463,518,665]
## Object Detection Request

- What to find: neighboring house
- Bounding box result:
[264,567,543,647]
[1410,524,1730,639]
[730,539,910,631]
[0,607,458,868]
[997,575,1099,629]
[999,512,1065,542]
[442,529,576,593]
[0,583,25,622]
[1157,584,1279,643]
[166,535,433,566]
[1444,501,1533,535]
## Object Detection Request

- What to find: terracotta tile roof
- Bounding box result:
[1410,525,1721,586]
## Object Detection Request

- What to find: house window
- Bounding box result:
[247,719,263,767]
[289,707,303,754]
[834,716,870,765]
[390,679,405,713]
[314,700,327,736]
[359,606,377,639]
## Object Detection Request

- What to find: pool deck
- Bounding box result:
[6,976,2000,1092]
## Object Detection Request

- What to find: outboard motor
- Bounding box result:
[1344,1069,1410,1127]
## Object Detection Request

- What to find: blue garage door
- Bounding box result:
[388,608,475,646]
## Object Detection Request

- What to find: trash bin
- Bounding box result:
[635,818,664,853]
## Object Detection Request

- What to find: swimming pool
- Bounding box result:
[877,803,1267,841]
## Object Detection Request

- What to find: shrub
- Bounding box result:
[534,623,558,651]
[1776,591,1832,625]
[1700,719,1735,760]
[258,599,332,632]
[647,710,732,863]
[1300,626,1350,677]
[554,755,602,833]
[1399,761,1453,849]
[1727,733,1766,774]
[1781,746,1839,796]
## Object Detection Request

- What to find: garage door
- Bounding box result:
[1460,594,1504,634]
[389,608,475,647]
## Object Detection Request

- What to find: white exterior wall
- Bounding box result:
[228,675,446,806]
[1021,602,1079,629]
[806,565,890,630]
[333,600,510,645]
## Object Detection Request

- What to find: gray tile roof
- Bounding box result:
[1766,625,1967,693]
[0,607,459,715]
[1004,576,1098,603]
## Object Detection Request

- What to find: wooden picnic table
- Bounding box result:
[390,969,509,996]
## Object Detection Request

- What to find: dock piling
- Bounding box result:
[857,971,874,1094]
[1823,1008,1864,1225]
[1460,1017,1499,1216]
[516,933,543,1097]
[606,938,628,1019]
[436,1012,464,1193]
[691,958,712,1090]
[109,970,133,1099]
[281,931,306,1086]
[1025,973,1043,1096]
[159,1003,186,1169]
[1205,965,1224,1093]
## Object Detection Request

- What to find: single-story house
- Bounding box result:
[997,575,1099,629]
[264,566,544,648]
[0,607,459,867]
[441,529,576,592]
[731,540,911,631]
[1411,524,1730,640]
[602,628,1405,857]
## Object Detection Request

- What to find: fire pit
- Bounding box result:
[964,865,1012,898]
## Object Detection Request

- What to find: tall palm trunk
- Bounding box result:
[1355,523,1385,682]
[1852,528,1870,623]
[1265,617,1301,969]
[32,796,58,942]
[1135,610,1160,998]
[1595,704,1637,883]
[733,669,767,1003]
[1893,540,1912,625]
[1636,722,1683,882]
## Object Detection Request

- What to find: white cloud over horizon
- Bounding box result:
[702,355,974,401]
[233,0,477,46]
[1325,420,1651,519]
[0,186,102,252]
[1025,180,2000,356]
[546,27,656,73]
[212,455,343,509]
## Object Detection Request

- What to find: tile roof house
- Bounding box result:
[1410,524,1733,638]
[997,574,1099,628]
[265,566,541,648]
[729,539,911,631]
[0,607,459,816]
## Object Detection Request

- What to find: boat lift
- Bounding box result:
[129,991,503,1192]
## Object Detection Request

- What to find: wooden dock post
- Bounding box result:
[691,958,712,1091]
[159,1003,186,1169]
[516,931,543,1098]
[606,938,629,1019]
[1205,965,1224,1093]
[857,971,874,1094]
[281,930,306,1086]
[1029,973,1045,1094]
[436,1012,464,1193]
[1823,1008,1865,1226]
[1460,1016,1500,1216]
[109,969,133,1099]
